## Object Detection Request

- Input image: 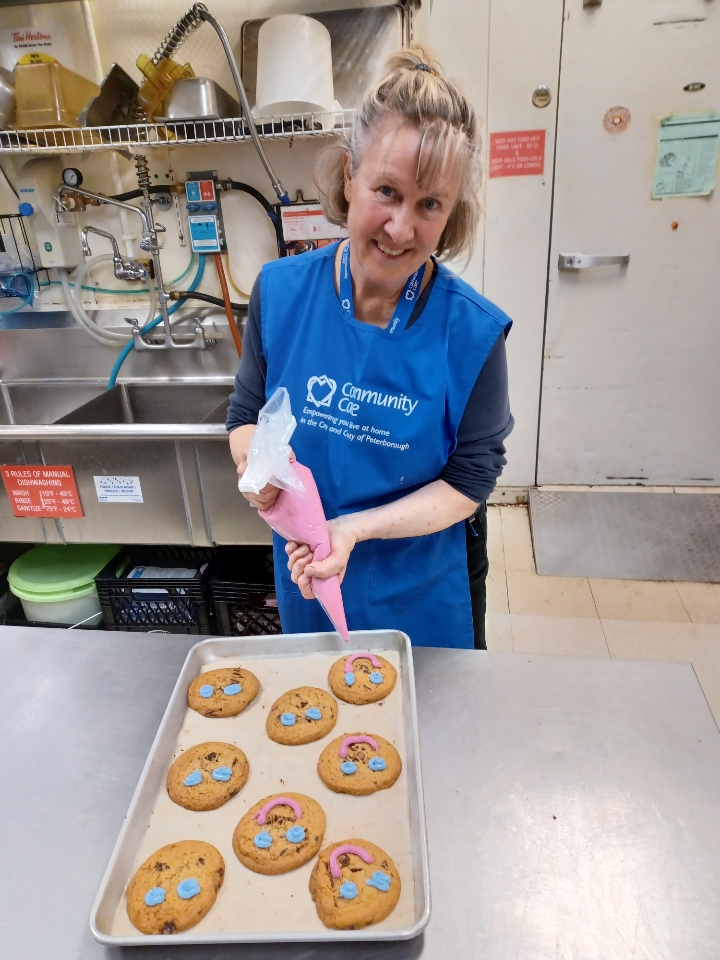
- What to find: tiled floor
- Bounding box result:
[486,504,720,726]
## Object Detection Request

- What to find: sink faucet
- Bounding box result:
[80,226,148,282]
[55,184,208,351]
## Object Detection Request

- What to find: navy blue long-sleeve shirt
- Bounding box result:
[226,265,513,504]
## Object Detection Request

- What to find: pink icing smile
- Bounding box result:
[344,652,382,673]
[339,735,379,758]
[254,796,303,825]
[330,844,374,879]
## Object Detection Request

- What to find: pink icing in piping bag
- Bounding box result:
[339,735,379,758]
[259,461,349,642]
[330,844,374,879]
[345,652,382,672]
[255,796,303,824]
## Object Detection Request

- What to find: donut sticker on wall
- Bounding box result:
[603,106,631,134]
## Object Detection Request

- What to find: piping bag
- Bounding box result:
[238,388,349,642]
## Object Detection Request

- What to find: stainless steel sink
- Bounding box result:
[0,379,270,546]
[0,380,107,425]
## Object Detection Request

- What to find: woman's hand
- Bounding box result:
[286,514,360,600]
[229,423,293,511]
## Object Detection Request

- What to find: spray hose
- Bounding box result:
[141,3,289,204]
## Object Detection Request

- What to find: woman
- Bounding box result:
[227,47,513,649]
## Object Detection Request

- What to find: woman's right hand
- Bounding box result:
[229,423,285,511]
[242,482,282,511]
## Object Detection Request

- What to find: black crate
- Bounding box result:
[210,546,281,636]
[95,546,218,634]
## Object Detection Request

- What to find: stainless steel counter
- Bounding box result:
[1,627,720,959]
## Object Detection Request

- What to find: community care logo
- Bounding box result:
[306,375,337,407]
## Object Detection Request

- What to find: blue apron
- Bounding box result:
[261,242,510,647]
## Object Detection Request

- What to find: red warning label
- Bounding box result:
[1,465,83,518]
[489,130,546,178]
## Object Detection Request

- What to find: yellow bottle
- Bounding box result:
[136,54,194,121]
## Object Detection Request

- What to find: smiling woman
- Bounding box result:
[227,46,514,650]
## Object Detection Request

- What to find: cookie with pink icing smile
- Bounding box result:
[309,839,401,929]
[317,733,402,796]
[232,792,326,875]
[328,652,397,704]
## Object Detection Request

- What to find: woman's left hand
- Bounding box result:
[286,514,359,600]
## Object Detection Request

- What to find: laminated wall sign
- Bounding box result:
[652,112,720,198]
[0,24,74,71]
[489,130,546,178]
[1,465,83,518]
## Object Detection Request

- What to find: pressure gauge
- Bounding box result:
[61,167,83,188]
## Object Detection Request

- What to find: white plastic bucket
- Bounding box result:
[254,14,341,122]
[19,588,102,626]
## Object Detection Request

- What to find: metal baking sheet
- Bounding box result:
[89,630,430,945]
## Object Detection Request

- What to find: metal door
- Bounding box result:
[538,0,720,485]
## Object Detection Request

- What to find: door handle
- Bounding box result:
[558,253,630,270]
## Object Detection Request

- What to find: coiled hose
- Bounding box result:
[108,253,206,390]
[0,272,34,315]
[59,255,157,345]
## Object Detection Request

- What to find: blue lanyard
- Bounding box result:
[338,242,425,336]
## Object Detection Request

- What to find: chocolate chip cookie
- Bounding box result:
[187,666,259,718]
[126,840,225,935]
[232,792,325,876]
[309,839,401,929]
[166,741,249,811]
[317,732,401,796]
[266,686,338,745]
[328,652,397,705]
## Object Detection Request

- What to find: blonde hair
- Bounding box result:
[314,45,481,262]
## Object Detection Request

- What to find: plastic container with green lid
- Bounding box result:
[8,544,119,626]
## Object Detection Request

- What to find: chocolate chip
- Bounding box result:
[232,758,238,765]
[338,855,350,867]
[154,862,169,872]
[300,700,308,707]
[198,857,205,864]
[162,921,176,935]
[205,752,218,761]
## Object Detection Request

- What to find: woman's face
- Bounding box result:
[344,114,461,293]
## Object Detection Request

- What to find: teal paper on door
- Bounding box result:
[652,112,720,198]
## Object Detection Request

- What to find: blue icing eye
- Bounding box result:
[280,712,296,726]
[176,878,201,900]
[368,757,387,772]
[340,760,357,775]
[370,671,384,684]
[366,870,392,892]
[286,825,305,843]
[212,766,232,782]
[144,886,165,906]
[344,671,355,686]
[254,829,272,848]
[183,768,202,787]
[305,707,322,720]
[339,881,358,900]
[223,683,242,695]
[199,684,213,698]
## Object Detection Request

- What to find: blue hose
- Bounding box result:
[0,272,34,315]
[107,254,206,390]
